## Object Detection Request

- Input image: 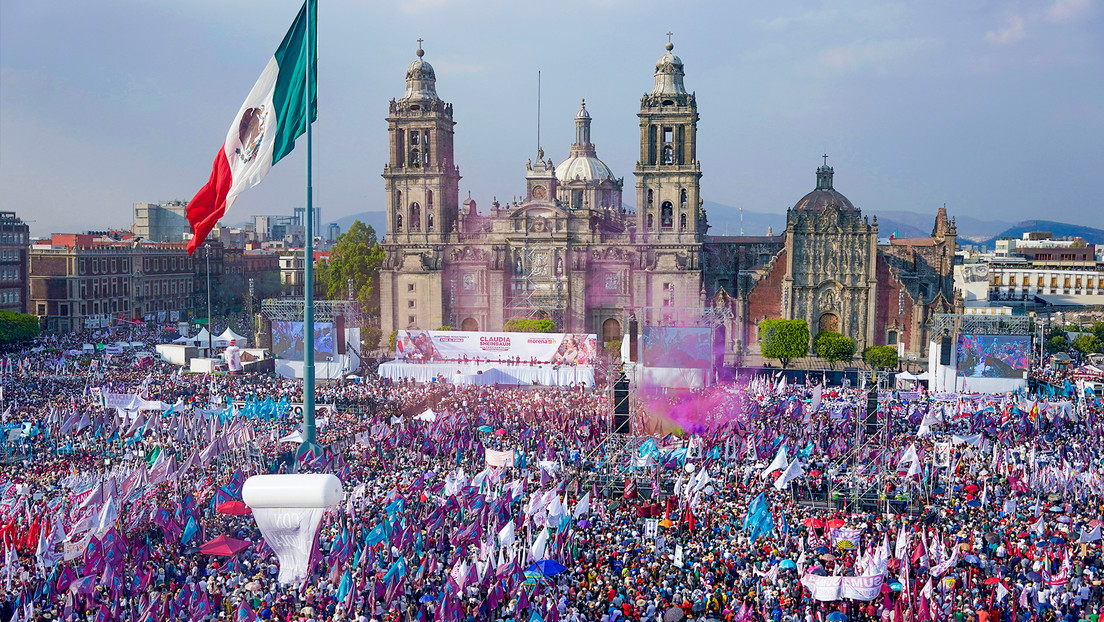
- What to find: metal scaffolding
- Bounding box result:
[260,298,364,324]
[929,312,1034,336]
[504,246,567,325]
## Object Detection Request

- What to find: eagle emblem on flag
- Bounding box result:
[234,106,267,163]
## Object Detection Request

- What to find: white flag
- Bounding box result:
[774,459,805,490]
[1078,525,1101,543]
[762,446,788,479]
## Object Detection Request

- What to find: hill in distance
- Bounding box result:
[323,208,1099,250]
[980,220,1104,248]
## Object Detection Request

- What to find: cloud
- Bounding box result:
[1047,0,1092,21]
[985,14,1026,45]
[816,38,929,74]
[758,8,837,30]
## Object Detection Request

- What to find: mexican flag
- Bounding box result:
[185,0,316,254]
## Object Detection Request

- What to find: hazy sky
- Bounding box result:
[2,0,1102,238]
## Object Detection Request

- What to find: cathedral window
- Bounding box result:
[426,190,433,209]
[679,213,687,231]
[395,129,404,167]
[410,203,421,231]
[409,132,420,167]
[647,189,654,209]
[888,331,898,345]
[396,213,402,230]
[662,145,674,165]
[661,202,673,229]
[427,212,434,232]
[572,190,583,209]
[680,188,688,210]
[423,130,431,165]
[647,214,653,230]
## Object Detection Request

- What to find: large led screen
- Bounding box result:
[272,321,335,361]
[956,334,1030,378]
[641,326,712,369]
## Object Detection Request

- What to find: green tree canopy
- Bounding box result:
[814,331,857,364]
[759,319,809,369]
[1045,335,1069,354]
[863,345,899,370]
[0,311,39,345]
[1071,333,1103,355]
[503,318,557,333]
[319,220,385,314]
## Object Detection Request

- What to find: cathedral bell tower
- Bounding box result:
[383,42,461,242]
[635,38,704,241]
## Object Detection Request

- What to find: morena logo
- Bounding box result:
[527,338,555,344]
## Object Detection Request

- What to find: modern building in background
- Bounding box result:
[0,212,30,313]
[377,42,955,360]
[958,232,1104,308]
[132,201,190,243]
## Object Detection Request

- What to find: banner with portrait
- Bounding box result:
[395,330,597,365]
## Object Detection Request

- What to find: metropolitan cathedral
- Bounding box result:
[378,41,956,363]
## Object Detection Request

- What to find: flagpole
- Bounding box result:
[298,0,321,465]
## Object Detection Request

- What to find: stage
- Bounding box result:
[377,361,594,388]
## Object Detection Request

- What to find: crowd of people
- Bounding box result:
[0,326,1100,622]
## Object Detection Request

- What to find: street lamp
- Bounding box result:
[206,244,213,353]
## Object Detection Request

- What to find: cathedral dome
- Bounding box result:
[555,153,615,183]
[793,163,856,211]
[651,41,688,96]
[555,99,615,183]
[402,44,438,101]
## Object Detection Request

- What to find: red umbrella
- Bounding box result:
[984,577,1000,585]
[809,470,822,477]
[199,535,250,557]
[964,484,979,494]
[803,517,826,529]
[827,518,846,529]
[216,500,251,516]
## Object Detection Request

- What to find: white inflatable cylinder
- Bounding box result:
[242,474,343,586]
[242,474,343,508]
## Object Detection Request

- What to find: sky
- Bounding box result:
[2,0,1103,238]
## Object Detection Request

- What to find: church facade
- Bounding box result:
[377,42,955,363]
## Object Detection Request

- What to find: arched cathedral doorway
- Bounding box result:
[602,318,621,345]
[461,317,478,331]
[818,313,839,334]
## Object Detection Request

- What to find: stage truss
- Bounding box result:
[260,299,364,324]
[929,313,1033,336]
[503,246,567,327]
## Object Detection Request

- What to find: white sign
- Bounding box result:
[644,518,659,539]
[395,330,598,365]
[673,543,685,568]
[800,573,884,602]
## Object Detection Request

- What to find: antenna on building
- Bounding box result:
[536,70,542,157]
[739,206,744,236]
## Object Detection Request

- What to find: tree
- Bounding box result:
[1045,335,1069,354]
[863,345,899,370]
[1071,334,1103,355]
[387,330,398,352]
[1090,321,1104,343]
[814,331,856,365]
[758,319,809,369]
[436,325,454,331]
[503,318,557,333]
[604,339,622,362]
[362,326,382,351]
[0,311,39,344]
[319,220,385,314]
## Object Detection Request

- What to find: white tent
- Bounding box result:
[414,409,436,422]
[218,327,249,347]
[279,430,304,444]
